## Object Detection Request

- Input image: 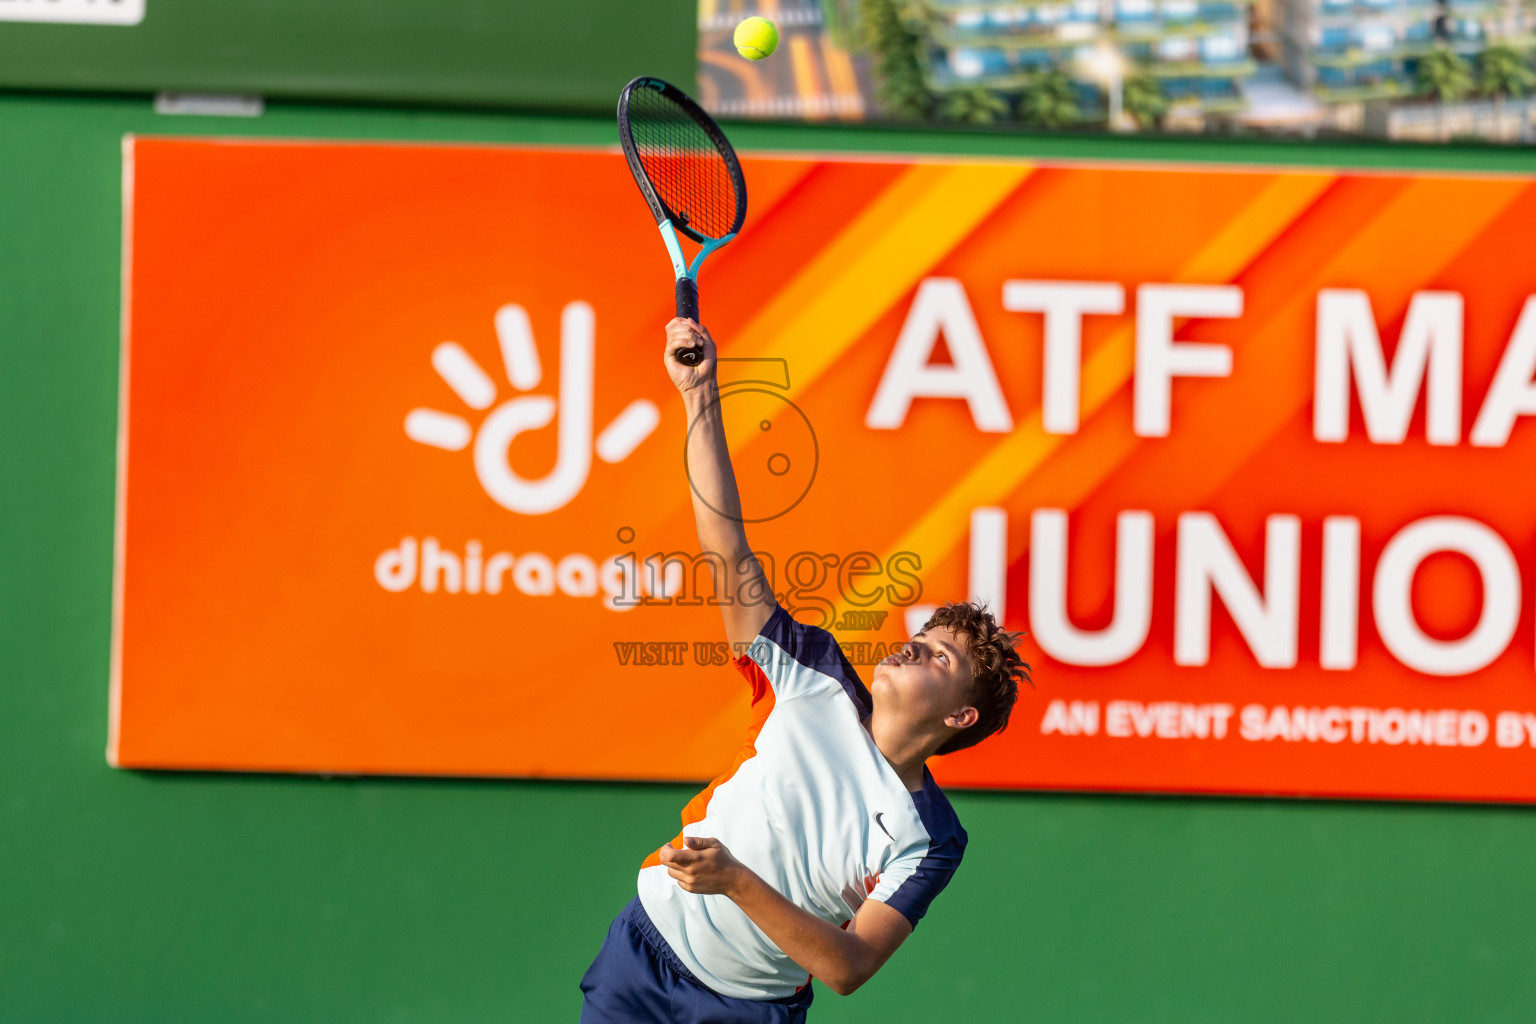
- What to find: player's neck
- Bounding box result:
[864,715,934,792]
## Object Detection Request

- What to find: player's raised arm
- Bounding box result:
[665,317,777,650]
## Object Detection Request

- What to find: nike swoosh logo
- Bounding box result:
[874,812,894,841]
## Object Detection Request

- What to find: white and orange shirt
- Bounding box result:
[636,604,967,1000]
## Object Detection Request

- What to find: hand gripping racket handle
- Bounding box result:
[675,278,703,366]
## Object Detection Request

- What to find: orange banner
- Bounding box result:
[112,137,1536,801]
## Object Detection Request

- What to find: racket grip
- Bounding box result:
[676,277,699,322]
[675,278,702,366]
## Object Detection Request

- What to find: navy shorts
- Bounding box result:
[580,898,815,1024]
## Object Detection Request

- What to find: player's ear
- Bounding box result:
[947,705,979,730]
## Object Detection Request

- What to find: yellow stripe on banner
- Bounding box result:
[875,171,1337,601]
[728,162,1033,453]
[1080,171,1336,411]
[1176,173,1339,285]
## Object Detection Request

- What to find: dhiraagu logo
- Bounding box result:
[404,302,659,515]
[0,0,145,24]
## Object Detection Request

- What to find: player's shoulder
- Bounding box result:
[868,769,968,929]
[749,603,871,712]
[909,768,968,851]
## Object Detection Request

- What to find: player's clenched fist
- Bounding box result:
[665,318,715,392]
[658,836,746,896]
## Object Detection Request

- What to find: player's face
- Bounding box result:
[870,627,975,727]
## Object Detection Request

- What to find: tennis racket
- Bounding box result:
[617,76,748,366]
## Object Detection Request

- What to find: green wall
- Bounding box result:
[0,0,694,111]
[3,92,1536,1022]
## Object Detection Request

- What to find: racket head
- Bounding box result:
[618,76,747,245]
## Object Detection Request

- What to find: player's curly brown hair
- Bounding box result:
[923,601,1029,756]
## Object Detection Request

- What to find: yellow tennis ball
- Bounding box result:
[734,16,778,61]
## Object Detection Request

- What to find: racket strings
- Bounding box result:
[628,89,739,240]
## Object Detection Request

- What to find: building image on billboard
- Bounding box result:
[698,0,1536,142]
[699,0,873,118]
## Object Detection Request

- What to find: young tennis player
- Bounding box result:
[579,318,1028,1023]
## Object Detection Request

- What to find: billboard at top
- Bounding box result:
[697,0,1536,145]
[112,136,1536,802]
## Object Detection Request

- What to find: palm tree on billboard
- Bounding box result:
[1476,44,1535,135]
[940,85,1010,123]
[1018,69,1078,128]
[1123,72,1170,130]
[822,0,862,50]
[1415,46,1472,140]
[860,0,935,118]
